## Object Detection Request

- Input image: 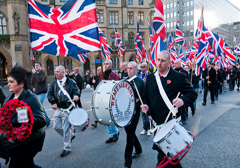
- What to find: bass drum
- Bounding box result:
[92,80,135,127]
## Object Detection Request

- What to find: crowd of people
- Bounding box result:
[0,50,239,168]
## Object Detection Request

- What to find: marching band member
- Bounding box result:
[214,66,221,100]
[99,60,120,143]
[47,66,80,157]
[141,51,197,167]
[124,61,144,168]
[121,62,128,79]
[202,62,216,105]
[0,66,46,168]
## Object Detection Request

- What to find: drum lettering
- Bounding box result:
[116,86,119,92]
[112,97,115,100]
[125,83,128,88]
[119,83,123,89]
[112,102,114,106]
[113,91,117,97]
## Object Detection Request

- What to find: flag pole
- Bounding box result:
[98,50,103,75]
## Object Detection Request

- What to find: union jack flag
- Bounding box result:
[153,0,166,42]
[114,26,124,67]
[28,0,100,58]
[168,34,177,63]
[151,36,166,67]
[30,49,35,61]
[73,53,88,63]
[179,46,187,67]
[135,16,147,62]
[148,19,154,55]
[175,23,185,46]
[99,28,112,60]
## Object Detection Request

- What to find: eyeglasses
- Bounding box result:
[140,66,146,68]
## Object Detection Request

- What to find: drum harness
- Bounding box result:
[56,80,76,117]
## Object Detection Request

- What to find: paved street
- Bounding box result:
[0,86,240,168]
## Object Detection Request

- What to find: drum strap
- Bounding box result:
[57,80,76,108]
[154,71,178,117]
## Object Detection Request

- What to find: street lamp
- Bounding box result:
[0,58,4,87]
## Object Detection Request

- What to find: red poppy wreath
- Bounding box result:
[0,99,34,142]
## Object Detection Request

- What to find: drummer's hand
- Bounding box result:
[148,116,152,121]
[172,98,184,107]
[141,104,149,114]
[52,103,57,110]
[92,79,96,84]
[73,95,79,101]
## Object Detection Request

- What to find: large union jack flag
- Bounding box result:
[114,26,124,67]
[99,28,112,60]
[28,0,100,58]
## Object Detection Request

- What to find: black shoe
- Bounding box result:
[180,120,186,125]
[91,122,97,128]
[216,97,218,100]
[199,91,202,93]
[105,138,114,143]
[211,101,214,104]
[113,132,120,142]
[192,110,195,116]
[132,151,142,159]
[71,135,75,143]
[34,165,42,168]
[60,150,70,157]
[202,102,206,106]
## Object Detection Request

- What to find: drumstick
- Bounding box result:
[150,120,151,130]
[164,92,181,125]
[86,84,94,92]
[132,81,143,105]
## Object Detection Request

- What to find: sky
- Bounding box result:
[229,0,240,9]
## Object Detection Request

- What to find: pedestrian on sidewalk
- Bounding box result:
[32,62,50,127]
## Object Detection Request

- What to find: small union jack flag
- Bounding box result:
[99,28,112,60]
[72,53,88,63]
[175,23,185,46]
[153,0,166,42]
[135,16,147,62]
[28,0,100,58]
[114,26,124,67]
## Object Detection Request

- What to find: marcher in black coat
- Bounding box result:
[228,65,236,91]
[202,62,216,105]
[69,67,84,108]
[124,61,144,168]
[214,66,221,100]
[218,67,226,94]
[236,67,240,91]
[141,51,197,167]
[0,88,6,107]
[0,66,46,168]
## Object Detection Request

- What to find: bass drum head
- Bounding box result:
[68,108,88,126]
[110,81,135,127]
[153,119,177,143]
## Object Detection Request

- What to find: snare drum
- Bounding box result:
[68,108,89,132]
[153,119,194,160]
[92,80,135,127]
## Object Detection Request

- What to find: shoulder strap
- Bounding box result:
[154,70,178,117]
[57,80,75,107]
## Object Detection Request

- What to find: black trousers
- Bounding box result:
[124,110,142,168]
[203,86,214,103]
[229,78,235,90]
[9,153,37,168]
[75,99,82,108]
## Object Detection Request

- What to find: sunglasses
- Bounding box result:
[140,66,146,68]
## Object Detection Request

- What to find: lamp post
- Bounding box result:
[0,58,4,87]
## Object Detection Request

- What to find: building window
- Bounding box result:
[187,11,189,17]
[128,12,134,25]
[167,13,169,18]
[182,2,185,8]
[170,3,173,8]
[128,32,134,45]
[187,21,189,27]
[167,3,169,9]
[164,4,166,9]
[167,23,169,28]
[183,12,185,18]
[60,0,67,2]
[138,12,144,25]
[171,22,173,28]
[109,0,117,4]
[177,12,179,17]
[177,2,179,8]
[111,55,119,69]
[190,0,193,6]
[170,12,173,18]
[41,0,48,2]
[187,1,189,7]
[97,10,104,24]
[191,20,193,26]
[190,11,193,16]
[109,12,118,25]
[128,0,132,5]
[111,33,115,46]
[174,2,176,8]
[0,14,6,35]
[138,0,143,5]
[174,12,176,17]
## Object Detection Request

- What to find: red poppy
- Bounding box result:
[6,133,14,142]
[64,87,66,90]
[0,127,6,134]
[167,80,171,84]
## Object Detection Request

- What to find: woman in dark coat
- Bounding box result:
[0,66,46,168]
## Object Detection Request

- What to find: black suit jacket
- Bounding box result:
[202,68,216,88]
[142,68,197,125]
[69,74,84,94]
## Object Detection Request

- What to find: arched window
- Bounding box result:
[46,59,54,76]
[0,13,7,34]
[129,55,135,62]
[128,32,135,46]
[84,58,90,73]
[111,55,119,70]
[63,57,73,72]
